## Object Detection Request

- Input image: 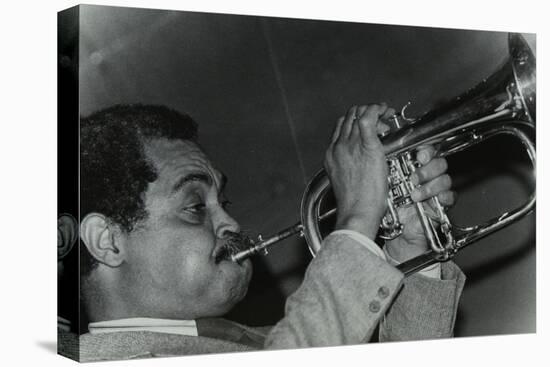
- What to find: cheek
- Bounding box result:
[159,228,219,290]
[128,224,217,288]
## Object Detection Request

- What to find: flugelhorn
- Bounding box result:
[231,33,536,276]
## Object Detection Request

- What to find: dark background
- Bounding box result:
[76,5,536,337]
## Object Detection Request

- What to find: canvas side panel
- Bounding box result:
[57,5,80,362]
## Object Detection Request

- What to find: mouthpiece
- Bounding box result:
[230,223,304,263]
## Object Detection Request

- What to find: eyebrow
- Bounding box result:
[172,172,227,194]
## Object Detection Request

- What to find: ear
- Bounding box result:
[80,213,126,267]
[58,213,78,260]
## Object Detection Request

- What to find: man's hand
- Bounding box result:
[324,104,394,240]
[385,146,455,262]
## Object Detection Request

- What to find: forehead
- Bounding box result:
[143,138,223,188]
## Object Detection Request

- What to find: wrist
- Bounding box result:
[335,214,379,240]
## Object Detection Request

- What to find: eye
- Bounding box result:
[185,203,206,214]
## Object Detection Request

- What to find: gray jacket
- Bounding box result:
[59,233,465,361]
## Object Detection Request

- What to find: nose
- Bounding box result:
[213,207,241,239]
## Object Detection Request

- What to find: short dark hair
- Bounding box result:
[79,104,198,275]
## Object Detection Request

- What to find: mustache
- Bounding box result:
[214,232,254,264]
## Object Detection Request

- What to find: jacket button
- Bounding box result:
[378,286,390,299]
[369,300,381,313]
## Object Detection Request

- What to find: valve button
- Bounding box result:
[369,300,381,313]
[378,286,390,299]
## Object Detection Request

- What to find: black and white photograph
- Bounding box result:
[55,3,538,362]
[0,1,533,366]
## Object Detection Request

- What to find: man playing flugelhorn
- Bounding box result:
[62,103,464,361]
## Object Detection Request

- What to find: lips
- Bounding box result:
[213,232,254,264]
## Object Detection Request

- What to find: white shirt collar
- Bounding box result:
[88,317,198,337]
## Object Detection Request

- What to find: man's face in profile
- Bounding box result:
[120,138,252,319]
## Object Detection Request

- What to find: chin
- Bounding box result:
[214,260,252,313]
[206,286,248,318]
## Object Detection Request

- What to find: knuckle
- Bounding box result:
[333,141,344,150]
[415,186,428,200]
[365,103,379,113]
[324,155,335,169]
[419,169,428,183]
[333,144,347,157]
[422,184,433,197]
[413,169,424,183]
[377,102,388,114]
[421,144,434,153]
